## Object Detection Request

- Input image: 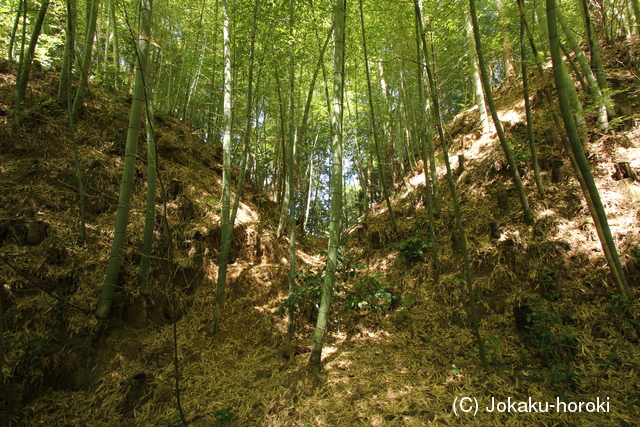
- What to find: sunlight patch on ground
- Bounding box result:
[236,201,258,223]
[409,172,425,187]
[497,108,523,126]
[297,248,325,267]
[614,144,640,168]
[556,217,598,262]
[465,131,498,160]
[461,106,524,162]
[536,208,557,219]
[355,328,392,342]
[322,346,338,359]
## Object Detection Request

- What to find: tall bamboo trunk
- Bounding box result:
[556,3,609,130]
[416,0,486,366]
[413,0,439,272]
[7,0,24,61]
[310,0,345,368]
[519,5,544,197]
[95,0,153,335]
[466,13,491,134]
[579,0,612,118]
[230,0,259,227]
[71,0,99,120]
[139,60,156,318]
[58,0,76,105]
[469,0,533,224]
[286,0,297,337]
[632,0,640,34]
[108,0,120,89]
[546,0,630,299]
[212,0,233,334]
[358,0,398,236]
[15,0,50,111]
[496,0,517,81]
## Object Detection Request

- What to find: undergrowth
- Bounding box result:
[275,247,413,327]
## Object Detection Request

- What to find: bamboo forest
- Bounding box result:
[2,0,640,424]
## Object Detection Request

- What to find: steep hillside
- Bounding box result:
[1,34,640,427]
[0,59,303,425]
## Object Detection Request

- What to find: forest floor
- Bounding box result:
[1,39,640,427]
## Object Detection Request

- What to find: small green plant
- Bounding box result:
[276,248,404,328]
[451,364,460,375]
[162,414,188,427]
[214,407,235,426]
[605,293,636,316]
[520,297,576,366]
[544,363,580,390]
[276,247,361,319]
[528,261,559,300]
[340,272,398,311]
[420,333,434,343]
[16,337,46,374]
[396,293,415,318]
[528,302,560,363]
[605,294,639,330]
[539,267,559,301]
[597,346,623,371]
[389,233,431,262]
[504,138,531,169]
[608,114,635,130]
[275,266,323,317]
[519,343,531,359]
[484,335,509,370]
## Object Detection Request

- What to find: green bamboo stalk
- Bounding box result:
[71,0,99,120]
[516,0,622,295]
[139,72,156,318]
[67,84,86,245]
[632,0,640,34]
[413,1,439,272]
[559,50,588,147]
[276,62,289,238]
[519,6,544,198]
[469,0,533,224]
[465,12,491,134]
[7,0,23,61]
[58,0,76,105]
[95,0,152,335]
[417,0,486,367]
[60,0,85,245]
[15,0,49,110]
[546,0,630,299]
[358,0,399,237]
[310,0,345,368]
[230,0,259,227]
[109,0,120,90]
[287,0,296,337]
[212,0,233,335]
[578,0,612,118]
[556,3,609,130]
